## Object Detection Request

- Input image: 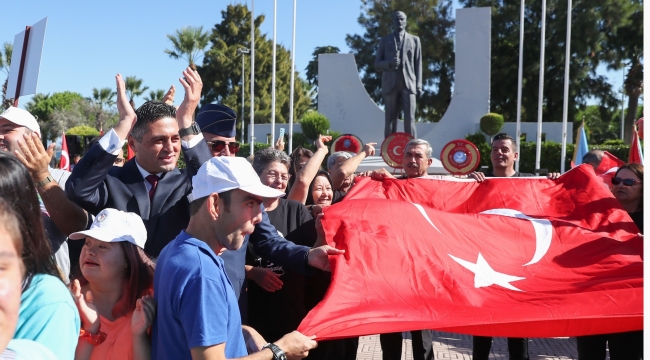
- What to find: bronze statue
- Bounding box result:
[375,11,422,138]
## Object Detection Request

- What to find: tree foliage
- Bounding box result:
[459,0,641,142]
[299,111,330,140]
[480,113,504,136]
[346,0,455,122]
[24,91,85,123]
[88,87,116,132]
[1,42,13,109]
[124,76,149,109]
[199,4,312,140]
[144,89,166,102]
[67,125,100,137]
[165,26,210,70]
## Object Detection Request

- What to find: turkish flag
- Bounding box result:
[298,165,642,339]
[59,133,70,171]
[595,151,625,188]
[629,126,644,165]
[127,144,135,161]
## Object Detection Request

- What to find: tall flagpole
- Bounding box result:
[515,0,525,172]
[250,0,255,156]
[535,0,547,171]
[288,0,297,154]
[270,0,277,145]
[560,0,572,173]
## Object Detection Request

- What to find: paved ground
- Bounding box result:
[355,331,604,360]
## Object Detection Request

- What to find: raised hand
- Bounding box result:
[275,135,285,152]
[315,135,332,151]
[362,142,377,157]
[468,171,486,183]
[113,74,138,140]
[71,279,100,333]
[15,132,53,183]
[131,294,157,337]
[162,85,176,106]
[176,67,203,132]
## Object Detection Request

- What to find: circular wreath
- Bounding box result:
[332,134,362,153]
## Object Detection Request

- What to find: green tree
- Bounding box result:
[124,76,149,109]
[24,91,85,123]
[88,87,116,132]
[41,98,111,141]
[199,4,312,139]
[299,111,330,140]
[459,0,637,138]
[305,46,340,108]
[345,0,455,122]
[144,89,166,102]
[0,42,13,109]
[165,26,210,71]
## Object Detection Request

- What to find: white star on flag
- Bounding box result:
[449,252,526,292]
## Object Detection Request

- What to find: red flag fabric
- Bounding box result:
[59,133,70,171]
[127,144,135,161]
[628,126,644,165]
[298,165,642,339]
[595,151,626,188]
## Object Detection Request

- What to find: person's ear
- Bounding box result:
[427,158,433,166]
[207,193,221,220]
[127,135,137,153]
[513,152,519,161]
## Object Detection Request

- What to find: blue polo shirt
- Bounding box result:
[152,231,247,360]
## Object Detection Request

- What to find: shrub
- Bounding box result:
[67,125,100,137]
[480,113,504,136]
[299,111,330,140]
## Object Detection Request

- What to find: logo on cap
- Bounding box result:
[96,211,108,222]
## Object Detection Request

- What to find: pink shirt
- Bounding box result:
[90,311,134,360]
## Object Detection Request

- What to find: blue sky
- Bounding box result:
[3,0,630,109]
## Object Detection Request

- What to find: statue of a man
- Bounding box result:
[375,11,422,139]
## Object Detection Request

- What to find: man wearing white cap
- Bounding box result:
[0,106,88,281]
[153,156,343,360]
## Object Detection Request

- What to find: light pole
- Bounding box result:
[238,47,250,144]
[250,0,255,156]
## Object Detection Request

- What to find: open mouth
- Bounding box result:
[83,260,99,267]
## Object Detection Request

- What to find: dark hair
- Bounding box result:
[492,133,517,151]
[253,148,291,175]
[305,170,333,206]
[582,150,604,166]
[129,101,177,142]
[615,163,644,211]
[0,152,60,290]
[288,146,314,191]
[0,197,24,263]
[74,242,155,317]
[189,190,233,216]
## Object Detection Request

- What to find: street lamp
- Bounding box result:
[237,47,250,144]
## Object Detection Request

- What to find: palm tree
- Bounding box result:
[1,42,13,109]
[144,89,166,102]
[124,76,149,109]
[88,87,116,132]
[164,26,210,70]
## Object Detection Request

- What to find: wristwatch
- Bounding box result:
[179,121,201,137]
[35,175,54,189]
[262,343,287,360]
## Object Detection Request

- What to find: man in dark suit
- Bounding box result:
[66,68,207,257]
[375,11,422,139]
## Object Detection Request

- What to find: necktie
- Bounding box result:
[145,175,159,201]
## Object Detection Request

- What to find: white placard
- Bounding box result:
[6,17,48,99]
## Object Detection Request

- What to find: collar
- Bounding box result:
[134,159,163,180]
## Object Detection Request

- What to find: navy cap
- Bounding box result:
[196,104,237,138]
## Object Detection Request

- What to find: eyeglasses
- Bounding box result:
[206,140,240,154]
[114,158,125,164]
[611,177,641,186]
[265,171,291,183]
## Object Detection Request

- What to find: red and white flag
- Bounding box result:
[59,133,70,171]
[628,122,644,165]
[595,151,625,187]
[298,166,642,339]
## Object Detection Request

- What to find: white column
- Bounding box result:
[250,0,255,156]
[515,0,525,172]
[560,0,572,173]
[288,0,297,154]
[270,0,277,145]
[535,0,547,171]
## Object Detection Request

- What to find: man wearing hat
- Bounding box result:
[0,106,89,281]
[153,156,342,360]
[196,103,241,157]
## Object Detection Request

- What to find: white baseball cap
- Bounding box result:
[0,107,40,136]
[69,208,147,249]
[191,156,285,201]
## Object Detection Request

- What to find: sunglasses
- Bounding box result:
[611,177,641,186]
[206,140,240,153]
[114,158,125,164]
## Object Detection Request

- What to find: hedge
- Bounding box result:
[465,133,630,173]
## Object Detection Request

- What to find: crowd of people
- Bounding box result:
[0,66,642,360]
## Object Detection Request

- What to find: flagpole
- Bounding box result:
[270,0,277,145]
[560,0,572,173]
[250,0,255,156]
[535,0,547,171]
[515,0,525,172]
[288,0,297,154]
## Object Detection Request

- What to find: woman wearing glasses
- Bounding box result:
[245,148,316,344]
[577,163,643,360]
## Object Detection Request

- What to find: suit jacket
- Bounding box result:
[65,142,211,256]
[374,31,422,96]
